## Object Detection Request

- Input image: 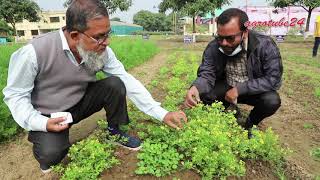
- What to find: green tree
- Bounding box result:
[65,0,132,14]
[159,0,230,33]
[133,10,171,31]
[111,17,121,21]
[269,0,320,32]
[0,0,40,35]
[0,19,13,35]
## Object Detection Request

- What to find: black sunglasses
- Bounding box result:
[215,31,243,43]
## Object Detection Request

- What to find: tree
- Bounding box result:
[111,17,121,21]
[0,19,13,35]
[0,0,40,35]
[133,10,171,31]
[269,0,320,32]
[159,0,230,33]
[65,0,132,14]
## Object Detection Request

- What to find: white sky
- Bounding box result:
[35,0,269,23]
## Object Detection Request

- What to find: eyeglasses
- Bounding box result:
[80,30,112,45]
[215,31,243,43]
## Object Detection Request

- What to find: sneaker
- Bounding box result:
[107,126,142,151]
[40,168,52,174]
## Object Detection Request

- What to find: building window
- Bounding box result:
[31,30,39,36]
[17,30,25,36]
[50,17,60,23]
[62,16,65,20]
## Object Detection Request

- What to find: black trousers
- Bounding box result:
[313,37,320,57]
[200,80,281,127]
[28,76,129,170]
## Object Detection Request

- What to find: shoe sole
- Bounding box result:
[41,168,52,174]
[107,140,142,151]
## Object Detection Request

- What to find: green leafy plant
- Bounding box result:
[134,52,288,179]
[136,140,183,177]
[53,119,119,179]
[303,123,314,129]
[53,138,119,180]
[311,147,320,161]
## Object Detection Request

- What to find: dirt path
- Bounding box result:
[264,90,320,179]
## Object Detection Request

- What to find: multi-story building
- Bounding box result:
[15,10,66,41]
[13,10,143,41]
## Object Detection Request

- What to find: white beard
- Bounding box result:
[76,44,107,72]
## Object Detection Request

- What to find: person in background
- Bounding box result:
[312,15,320,57]
[184,8,283,138]
[3,0,187,173]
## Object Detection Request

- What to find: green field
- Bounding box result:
[0,36,159,142]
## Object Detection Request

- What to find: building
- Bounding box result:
[15,10,66,41]
[110,21,143,35]
[13,10,143,41]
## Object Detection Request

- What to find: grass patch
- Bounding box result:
[311,148,320,161]
[109,36,159,70]
[0,43,24,142]
[303,123,314,129]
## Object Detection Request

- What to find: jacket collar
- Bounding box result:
[247,30,260,56]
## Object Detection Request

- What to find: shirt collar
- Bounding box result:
[244,35,248,51]
[59,27,71,51]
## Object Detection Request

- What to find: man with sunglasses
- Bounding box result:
[3,0,187,173]
[184,8,283,138]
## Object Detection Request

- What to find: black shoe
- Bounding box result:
[247,128,253,139]
[244,117,255,139]
[107,126,142,151]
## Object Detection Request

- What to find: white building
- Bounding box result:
[14,10,66,41]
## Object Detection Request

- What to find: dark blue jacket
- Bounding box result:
[193,30,283,96]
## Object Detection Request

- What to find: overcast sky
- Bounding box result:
[35,0,269,23]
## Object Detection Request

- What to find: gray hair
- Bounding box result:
[66,0,109,32]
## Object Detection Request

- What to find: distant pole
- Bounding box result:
[172,11,175,34]
[246,0,248,13]
[287,6,290,33]
[174,12,177,34]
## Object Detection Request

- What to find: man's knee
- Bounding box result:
[261,91,281,111]
[102,76,126,96]
[35,146,69,168]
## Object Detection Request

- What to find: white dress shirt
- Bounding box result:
[3,29,168,132]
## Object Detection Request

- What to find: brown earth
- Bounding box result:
[0,38,319,180]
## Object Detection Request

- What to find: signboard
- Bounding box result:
[184,35,193,43]
[275,35,285,42]
[142,34,149,40]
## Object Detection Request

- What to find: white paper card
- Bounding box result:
[50,112,73,125]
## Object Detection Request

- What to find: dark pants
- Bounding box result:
[200,80,281,128]
[28,76,129,170]
[313,37,320,57]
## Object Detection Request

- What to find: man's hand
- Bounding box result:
[163,111,187,129]
[46,117,69,132]
[225,87,238,104]
[184,86,200,108]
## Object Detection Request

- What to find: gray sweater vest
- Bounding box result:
[30,31,96,114]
